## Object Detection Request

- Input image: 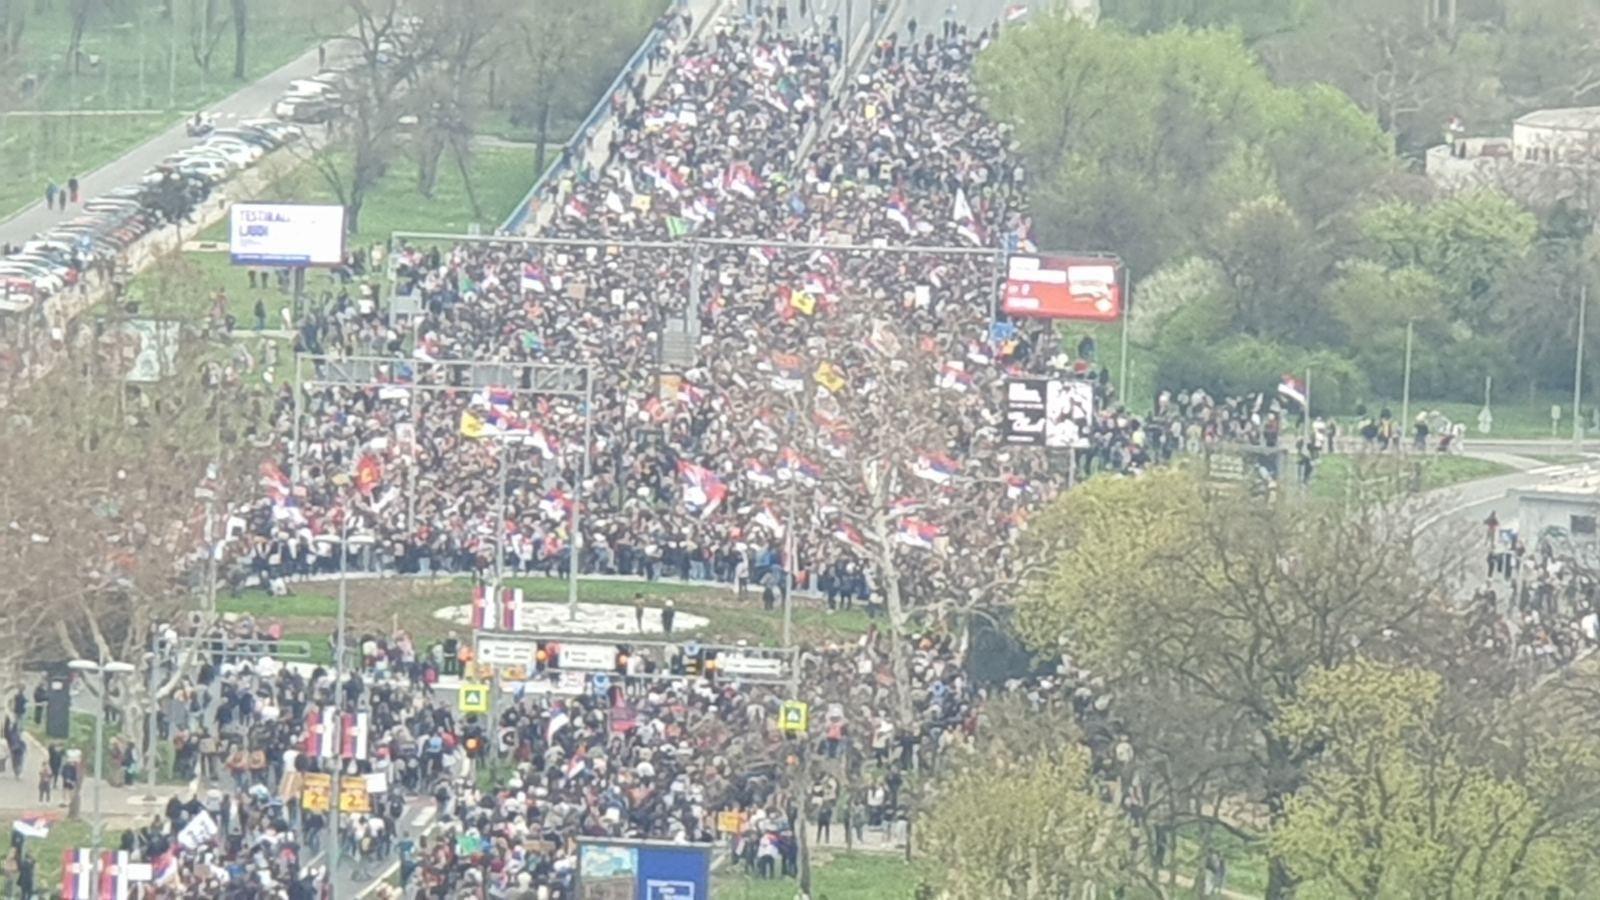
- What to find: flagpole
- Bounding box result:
[1304,365,1313,447]
[1401,320,1414,452]
[569,371,592,621]
[1574,284,1587,447]
[1118,265,1131,404]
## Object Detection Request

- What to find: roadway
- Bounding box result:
[0,38,345,251]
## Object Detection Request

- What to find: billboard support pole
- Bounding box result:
[1118,266,1131,404]
[569,369,592,621]
[989,248,1005,323]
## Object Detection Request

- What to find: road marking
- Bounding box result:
[408,806,435,828]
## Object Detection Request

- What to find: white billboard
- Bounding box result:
[229,202,346,266]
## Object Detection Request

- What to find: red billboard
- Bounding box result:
[1001,255,1123,321]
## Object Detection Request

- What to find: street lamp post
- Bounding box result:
[68,658,135,896]
[315,522,373,899]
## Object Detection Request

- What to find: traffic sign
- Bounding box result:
[779,700,809,734]
[458,682,490,714]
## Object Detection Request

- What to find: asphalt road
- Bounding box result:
[0,38,345,250]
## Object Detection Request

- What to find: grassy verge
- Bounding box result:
[718,850,917,900]
[1310,453,1513,500]
[0,0,330,218]
[1525,454,1591,467]
[25,712,179,786]
[1168,824,1270,898]
[125,144,542,325]
[217,574,873,659]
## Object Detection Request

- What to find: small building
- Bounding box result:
[1425,107,1600,212]
[1512,473,1600,562]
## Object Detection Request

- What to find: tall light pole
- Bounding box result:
[68,658,135,896]
[315,521,373,898]
[1401,319,1415,451]
[1575,284,1588,447]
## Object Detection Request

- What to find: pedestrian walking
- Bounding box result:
[661,599,675,635]
[36,764,49,803]
[67,177,79,204]
[634,592,645,631]
[43,182,57,210]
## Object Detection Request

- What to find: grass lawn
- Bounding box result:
[1310,453,1513,500]
[1364,395,1582,441]
[217,575,872,664]
[0,0,332,218]
[718,850,917,900]
[1168,824,1270,898]
[125,143,544,325]
[25,711,180,786]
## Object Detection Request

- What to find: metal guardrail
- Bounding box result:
[499,0,690,235]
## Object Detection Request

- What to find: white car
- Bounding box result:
[201,137,264,163]
[240,118,305,143]
[176,158,232,182]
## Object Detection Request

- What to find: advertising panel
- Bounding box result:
[229,202,346,267]
[1001,254,1122,320]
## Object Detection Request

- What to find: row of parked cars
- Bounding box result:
[0,118,304,312]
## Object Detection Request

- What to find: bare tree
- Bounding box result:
[294,0,449,233]
[0,320,263,767]
[187,0,229,75]
[229,0,246,79]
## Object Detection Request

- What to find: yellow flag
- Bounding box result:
[789,289,816,316]
[459,409,488,439]
[814,361,846,393]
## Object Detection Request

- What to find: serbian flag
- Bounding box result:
[501,587,525,632]
[746,459,777,487]
[562,196,589,220]
[1005,3,1028,22]
[723,161,764,199]
[259,461,291,501]
[913,453,960,485]
[11,816,49,839]
[778,449,822,485]
[340,712,369,761]
[1005,474,1032,500]
[528,426,559,460]
[305,706,339,758]
[895,518,940,550]
[546,709,571,743]
[1278,374,1308,407]
[885,196,914,235]
[355,453,382,496]
[938,360,973,392]
[832,521,865,550]
[769,352,807,391]
[471,583,489,629]
[651,160,687,197]
[151,849,176,885]
[889,497,924,518]
[678,460,728,516]
[540,490,572,522]
[754,503,785,538]
[520,263,548,293]
[62,849,94,900]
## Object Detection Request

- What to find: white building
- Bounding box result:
[1511,474,1600,560]
[1426,107,1600,210]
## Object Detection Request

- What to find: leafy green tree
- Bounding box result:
[977,15,1390,282]
[1357,191,1538,334]
[1019,471,1456,899]
[1099,0,1324,41]
[919,699,1143,899]
[1275,660,1600,898]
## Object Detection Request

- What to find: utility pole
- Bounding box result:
[1575,285,1588,447]
[1400,319,1414,451]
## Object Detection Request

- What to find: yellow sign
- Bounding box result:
[779,700,809,734]
[459,682,490,714]
[716,811,749,834]
[299,774,371,814]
